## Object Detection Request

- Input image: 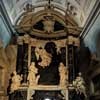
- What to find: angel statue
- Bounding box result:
[27,62,40,86]
[10,71,22,93]
[37,48,52,68]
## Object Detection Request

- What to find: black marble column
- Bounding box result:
[16,37,23,74]
[67,36,80,83]
[31,46,36,62]
[22,43,28,83]
[74,45,79,77]
[67,36,81,100]
[68,44,75,83]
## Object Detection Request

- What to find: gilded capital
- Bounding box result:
[68,36,74,45]
[74,37,80,47]
[23,34,30,43]
[17,36,23,45]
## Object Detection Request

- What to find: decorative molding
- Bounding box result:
[15,6,82,39]
[67,36,80,47]
[19,85,67,90]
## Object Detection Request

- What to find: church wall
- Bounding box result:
[79,39,100,99]
[0,45,17,100]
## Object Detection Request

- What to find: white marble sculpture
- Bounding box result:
[37,48,52,68]
[35,47,40,60]
[43,15,54,33]
[27,62,40,86]
[73,72,87,97]
[10,71,22,93]
[59,62,68,87]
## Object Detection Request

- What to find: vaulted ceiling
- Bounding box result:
[2,0,96,27]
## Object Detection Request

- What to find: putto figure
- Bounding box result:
[10,71,22,93]
[35,48,52,68]
[27,62,40,86]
